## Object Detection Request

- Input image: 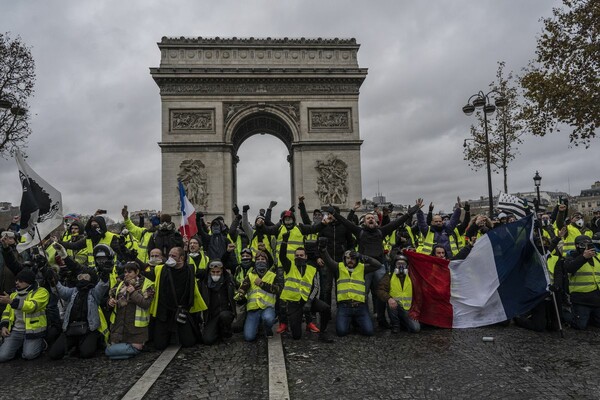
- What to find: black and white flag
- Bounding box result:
[15,151,63,252]
[497,192,529,220]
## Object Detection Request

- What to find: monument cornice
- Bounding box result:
[158,142,233,153]
[158,36,359,48]
[153,77,365,95]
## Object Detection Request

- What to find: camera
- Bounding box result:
[176,307,188,324]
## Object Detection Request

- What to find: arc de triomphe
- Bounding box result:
[150,37,368,222]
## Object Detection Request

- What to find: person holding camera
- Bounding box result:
[0,269,49,362]
[197,260,236,345]
[278,235,333,343]
[48,245,111,360]
[236,251,281,341]
[105,262,155,359]
[564,235,600,330]
[321,246,384,337]
[145,246,206,350]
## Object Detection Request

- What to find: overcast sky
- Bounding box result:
[1,0,598,222]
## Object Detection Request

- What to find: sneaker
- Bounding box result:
[306,322,320,333]
[276,323,288,334]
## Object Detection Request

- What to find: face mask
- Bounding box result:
[165,257,177,267]
[542,220,550,226]
[189,252,199,258]
[295,258,307,267]
[212,225,221,235]
[241,259,252,268]
[255,261,268,275]
[121,229,129,236]
[159,222,174,231]
[149,257,162,266]
[575,219,584,228]
[211,275,221,282]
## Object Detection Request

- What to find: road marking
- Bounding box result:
[268,334,290,400]
[121,345,181,400]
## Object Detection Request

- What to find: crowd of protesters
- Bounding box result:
[0,195,599,362]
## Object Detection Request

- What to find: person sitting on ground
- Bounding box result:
[320,248,384,337]
[145,246,206,350]
[198,260,236,345]
[376,253,420,334]
[279,237,333,343]
[48,246,111,360]
[105,262,155,359]
[236,252,281,341]
[0,269,49,362]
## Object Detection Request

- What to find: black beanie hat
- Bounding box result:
[16,269,37,285]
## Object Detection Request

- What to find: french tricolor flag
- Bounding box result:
[406,214,549,328]
[178,180,198,238]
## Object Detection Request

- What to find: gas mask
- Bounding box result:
[211,224,222,235]
[394,261,408,276]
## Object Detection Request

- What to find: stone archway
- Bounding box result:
[229,110,296,205]
[151,37,368,222]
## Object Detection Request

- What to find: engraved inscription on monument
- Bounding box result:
[170,109,215,132]
[309,108,352,132]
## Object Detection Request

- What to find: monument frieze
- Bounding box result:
[170,109,215,132]
[159,80,361,96]
[308,108,352,132]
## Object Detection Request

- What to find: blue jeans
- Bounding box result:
[0,330,45,362]
[572,304,600,330]
[388,304,420,333]
[105,343,141,360]
[336,303,374,337]
[365,264,387,322]
[244,307,276,341]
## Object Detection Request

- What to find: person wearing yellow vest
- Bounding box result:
[48,265,110,360]
[81,216,120,267]
[231,248,256,333]
[558,211,593,256]
[321,247,383,337]
[188,236,209,272]
[236,252,281,341]
[376,254,420,334]
[565,235,600,330]
[105,262,155,359]
[279,238,333,343]
[121,206,155,264]
[241,205,276,258]
[57,221,88,265]
[144,247,207,350]
[416,203,463,257]
[0,269,49,362]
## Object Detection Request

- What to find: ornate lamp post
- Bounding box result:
[462,90,507,218]
[533,171,542,212]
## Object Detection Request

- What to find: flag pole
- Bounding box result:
[536,223,565,338]
[34,225,65,309]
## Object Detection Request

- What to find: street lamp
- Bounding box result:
[533,171,542,212]
[462,90,507,218]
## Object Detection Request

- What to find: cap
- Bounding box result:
[16,269,37,285]
[498,212,508,219]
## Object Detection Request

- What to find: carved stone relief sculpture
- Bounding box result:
[171,110,214,131]
[315,154,348,205]
[178,159,209,210]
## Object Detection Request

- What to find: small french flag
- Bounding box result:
[406,214,549,328]
[178,180,197,238]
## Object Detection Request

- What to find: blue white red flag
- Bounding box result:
[405,214,549,328]
[178,180,197,238]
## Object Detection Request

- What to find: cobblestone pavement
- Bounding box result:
[283,325,600,400]
[0,349,160,400]
[144,336,269,400]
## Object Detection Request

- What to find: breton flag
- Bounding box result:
[497,192,529,219]
[178,180,197,238]
[15,151,63,252]
[405,214,549,328]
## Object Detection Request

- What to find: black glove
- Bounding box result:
[233,204,240,216]
[289,205,295,213]
[243,205,250,213]
[464,202,470,211]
